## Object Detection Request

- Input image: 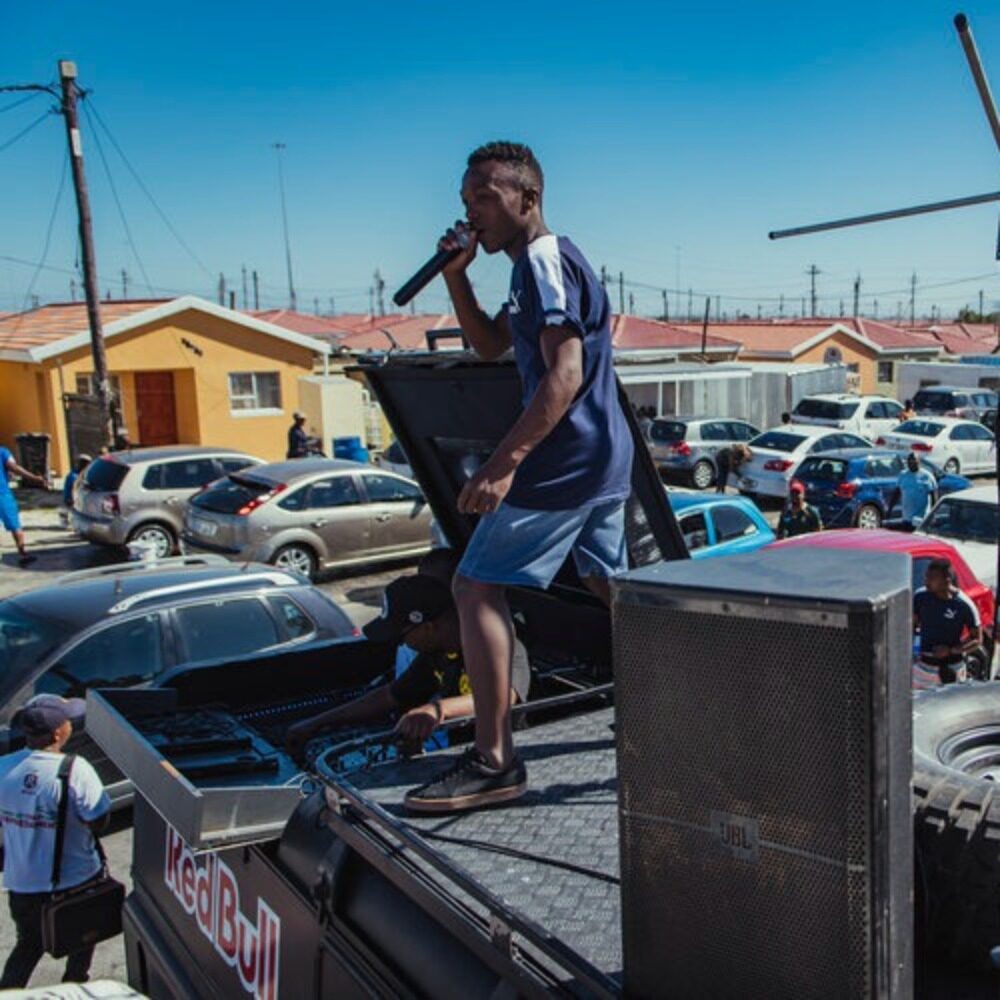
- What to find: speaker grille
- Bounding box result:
[615,596,874,998]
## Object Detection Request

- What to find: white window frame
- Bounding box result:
[228,372,282,416]
[75,372,122,402]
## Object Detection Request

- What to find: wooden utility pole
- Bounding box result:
[700,297,711,354]
[806,264,821,317]
[852,274,861,316]
[59,60,114,445]
[252,270,260,310]
[618,272,625,314]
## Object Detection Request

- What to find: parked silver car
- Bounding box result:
[183,458,434,579]
[72,446,263,558]
[647,417,759,488]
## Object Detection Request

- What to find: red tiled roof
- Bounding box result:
[249,309,347,340]
[611,315,738,351]
[0,300,170,352]
[337,314,461,351]
[672,318,939,356]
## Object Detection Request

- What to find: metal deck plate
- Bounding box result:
[349,707,623,981]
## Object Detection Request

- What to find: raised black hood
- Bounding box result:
[355,352,687,588]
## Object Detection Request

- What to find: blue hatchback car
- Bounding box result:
[667,491,776,558]
[792,449,971,530]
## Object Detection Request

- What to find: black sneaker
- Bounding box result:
[405,748,526,814]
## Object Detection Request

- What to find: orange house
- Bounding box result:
[0,296,332,474]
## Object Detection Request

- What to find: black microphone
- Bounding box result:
[392,231,470,307]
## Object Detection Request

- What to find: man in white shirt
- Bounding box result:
[0,694,111,987]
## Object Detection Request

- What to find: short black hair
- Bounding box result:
[927,557,952,577]
[467,141,543,193]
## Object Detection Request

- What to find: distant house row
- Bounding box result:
[0,295,995,473]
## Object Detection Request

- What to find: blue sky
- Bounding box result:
[1,1,997,319]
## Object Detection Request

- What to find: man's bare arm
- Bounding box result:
[5,457,46,488]
[457,327,583,514]
[443,271,512,361]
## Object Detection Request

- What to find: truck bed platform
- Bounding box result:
[340,705,623,989]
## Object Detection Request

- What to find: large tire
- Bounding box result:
[912,684,1000,969]
[690,460,715,490]
[855,503,883,530]
[126,522,176,558]
[272,543,318,580]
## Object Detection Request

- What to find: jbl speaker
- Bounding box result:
[613,546,913,999]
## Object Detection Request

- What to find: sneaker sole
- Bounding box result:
[404,780,527,814]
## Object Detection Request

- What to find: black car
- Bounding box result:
[0,554,356,802]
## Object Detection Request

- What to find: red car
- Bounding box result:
[771,530,996,641]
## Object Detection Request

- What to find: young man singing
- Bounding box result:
[403,141,633,813]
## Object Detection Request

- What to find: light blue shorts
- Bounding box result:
[0,493,21,532]
[457,498,628,589]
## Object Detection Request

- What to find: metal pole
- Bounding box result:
[273,142,297,310]
[59,60,113,447]
[700,297,710,354]
[954,13,1000,153]
[769,190,1000,240]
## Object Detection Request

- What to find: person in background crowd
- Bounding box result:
[780,411,792,425]
[392,548,459,680]
[889,452,937,530]
[900,399,916,421]
[912,557,983,688]
[776,479,823,539]
[637,406,655,439]
[60,454,91,528]
[714,442,752,494]
[0,446,49,567]
[286,411,310,459]
[0,695,111,987]
[285,572,531,758]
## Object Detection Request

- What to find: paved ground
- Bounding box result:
[0,496,416,988]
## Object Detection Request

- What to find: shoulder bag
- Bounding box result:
[40,754,125,958]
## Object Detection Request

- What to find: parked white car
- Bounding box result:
[376,439,413,479]
[791,393,905,441]
[735,426,872,499]
[877,417,996,476]
[918,485,998,590]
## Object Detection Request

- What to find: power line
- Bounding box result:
[12,152,69,323]
[0,110,52,155]
[84,99,214,279]
[0,92,42,115]
[81,101,155,296]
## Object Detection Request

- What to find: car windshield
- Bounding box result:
[0,602,73,701]
[190,475,274,514]
[922,498,999,545]
[896,420,944,438]
[913,391,953,412]
[650,420,686,443]
[796,458,847,482]
[82,457,128,491]
[750,431,806,452]
[793,399,859,420]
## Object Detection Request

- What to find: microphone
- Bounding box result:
[392,230,470,307]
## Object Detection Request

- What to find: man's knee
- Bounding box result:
[452,573,503,609]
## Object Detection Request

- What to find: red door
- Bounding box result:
[135,371,179,446]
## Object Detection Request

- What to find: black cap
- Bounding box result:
[363,574,454,644]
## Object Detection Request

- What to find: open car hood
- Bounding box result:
[355,352,687,583]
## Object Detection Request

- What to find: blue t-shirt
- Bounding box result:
[898,468,936,523]
[504,235,633,510]
[0,447,12,496]
[913,586,979,659]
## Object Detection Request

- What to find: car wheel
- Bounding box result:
[272,543,318,580]
[913,685,1000,969]
[855,503,882,530]
[690,460,715,490]
[943,457,960,474]
[127,523,176,559]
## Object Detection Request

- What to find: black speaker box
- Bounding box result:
[613,546,912,999]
